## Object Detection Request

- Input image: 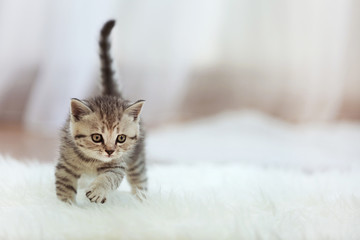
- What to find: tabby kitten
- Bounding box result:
[55,20,147,204]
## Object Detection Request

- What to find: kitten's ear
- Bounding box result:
[70,98,92,121]
[124,100,145,121]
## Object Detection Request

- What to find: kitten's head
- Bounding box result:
[69,96,144,162]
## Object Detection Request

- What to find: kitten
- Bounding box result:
[55,20,147,204]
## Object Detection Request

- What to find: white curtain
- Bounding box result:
[23,1,117,132]
[215,0,355,121]
[0,0,359,133]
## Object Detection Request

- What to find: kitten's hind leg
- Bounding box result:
[126,158,148,198]
[55,162,80,204]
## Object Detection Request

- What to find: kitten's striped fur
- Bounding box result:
[55,20,147,204]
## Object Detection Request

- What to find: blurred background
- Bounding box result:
[0,0,359,163]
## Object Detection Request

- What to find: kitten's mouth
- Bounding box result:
[99,155,115,162]
[102,153,119,160]
[101,152,123,160]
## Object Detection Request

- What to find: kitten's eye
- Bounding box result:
[91,134,103,143]
[117,134,126,144]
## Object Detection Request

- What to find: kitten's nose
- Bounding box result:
[105,150,114,156]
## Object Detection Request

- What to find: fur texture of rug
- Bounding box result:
[0,156,359,240]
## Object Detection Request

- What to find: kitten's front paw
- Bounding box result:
[85,186,107,204]
[58,197,75,205]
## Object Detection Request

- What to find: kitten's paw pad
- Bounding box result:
[85,187,107,204]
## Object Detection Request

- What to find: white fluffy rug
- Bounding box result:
[1,158,360,239]
[1,112,360,239]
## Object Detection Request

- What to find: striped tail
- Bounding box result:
[99,19,121,96]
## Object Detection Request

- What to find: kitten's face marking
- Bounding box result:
[69,98,144,162]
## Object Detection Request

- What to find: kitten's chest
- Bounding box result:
[80,158,122,175]
[80,161,102,175]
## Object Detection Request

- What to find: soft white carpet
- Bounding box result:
[0,157,359,240]
[1,111,360,239]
